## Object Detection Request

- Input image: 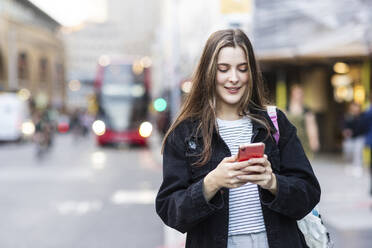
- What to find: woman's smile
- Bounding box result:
[224,86,242,94]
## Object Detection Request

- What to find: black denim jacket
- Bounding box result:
[156,108,321,248]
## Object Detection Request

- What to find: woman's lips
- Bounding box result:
[224,86,241,94]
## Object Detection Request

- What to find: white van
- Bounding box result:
[0,92,33,141]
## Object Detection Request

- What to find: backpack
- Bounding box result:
[267,106,333,248]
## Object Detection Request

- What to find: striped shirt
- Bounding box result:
[216,116,266,236]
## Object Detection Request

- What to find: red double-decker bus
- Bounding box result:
[92,57,152,146]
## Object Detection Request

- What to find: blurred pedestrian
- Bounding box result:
[342,102,364,177]
[286,84,319,159]
[353,96,372,195]
[155,29,320,248]
[80,109,93,136]
[32,108,54,158]
[69,108,88,139]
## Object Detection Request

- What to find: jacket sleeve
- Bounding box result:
[261,109,321,220]
[155,126,224,233]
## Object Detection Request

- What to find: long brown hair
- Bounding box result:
[162,29,271,166]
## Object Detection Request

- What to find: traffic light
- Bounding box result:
[153,98,167,112]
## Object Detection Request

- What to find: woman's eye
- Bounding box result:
[239,67,248,72]
[218,67,228,72]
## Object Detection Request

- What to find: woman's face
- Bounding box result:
[215,46,249,111]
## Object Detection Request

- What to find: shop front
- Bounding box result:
[259,57,371,154]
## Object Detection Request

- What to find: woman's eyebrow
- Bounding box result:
[217,63,248,68]
[217,62,248,66]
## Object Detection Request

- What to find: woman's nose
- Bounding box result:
[229,69,239,83]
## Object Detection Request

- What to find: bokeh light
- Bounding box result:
[153,98,167,112]
[139,122,152,138]
[92,120,106,136]
[69,80,81,92]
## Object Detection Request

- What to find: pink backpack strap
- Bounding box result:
[267,106,280,145]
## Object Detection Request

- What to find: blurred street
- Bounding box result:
[1,131,372,248]
[0,134,163,248]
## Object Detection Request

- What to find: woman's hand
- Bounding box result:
[203,154,277,202]
[203,155,255,201]
[238,154,277,195]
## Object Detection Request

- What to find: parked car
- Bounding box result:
[0,92,34,141]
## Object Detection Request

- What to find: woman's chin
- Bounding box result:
[220,96,243,107]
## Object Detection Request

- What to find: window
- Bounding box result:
[55,63,65,90]
[18,52,28,80]
[39,57,49,82]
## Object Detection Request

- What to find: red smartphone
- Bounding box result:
[237,142,265,162]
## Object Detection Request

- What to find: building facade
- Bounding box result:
[0,0,65,109]
[62,0,161,108]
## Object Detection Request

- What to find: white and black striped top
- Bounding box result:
[216,116,266,236]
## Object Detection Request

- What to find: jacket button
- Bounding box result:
[188,140,197,150]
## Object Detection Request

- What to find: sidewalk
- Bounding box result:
[312,155,372,248]
[312,154,372,230]
[149,131,372,247]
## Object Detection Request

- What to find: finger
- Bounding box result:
[236,175,251,182]
[247,173,273,187]
[231,160,250,170]
[248,155,270,167]
[264,166,272,174]
[230,169,254,178]
[226,177,242,187]
[247,157,265,165]
[227,170,243,179]
[224,154,237,162]
[237,174,266,182]
[232,154,238,161]
[228,179,247,188]
[241,165,266,174]
[262,155,271,167]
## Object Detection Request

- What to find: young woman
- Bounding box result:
[155,29,321,248]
